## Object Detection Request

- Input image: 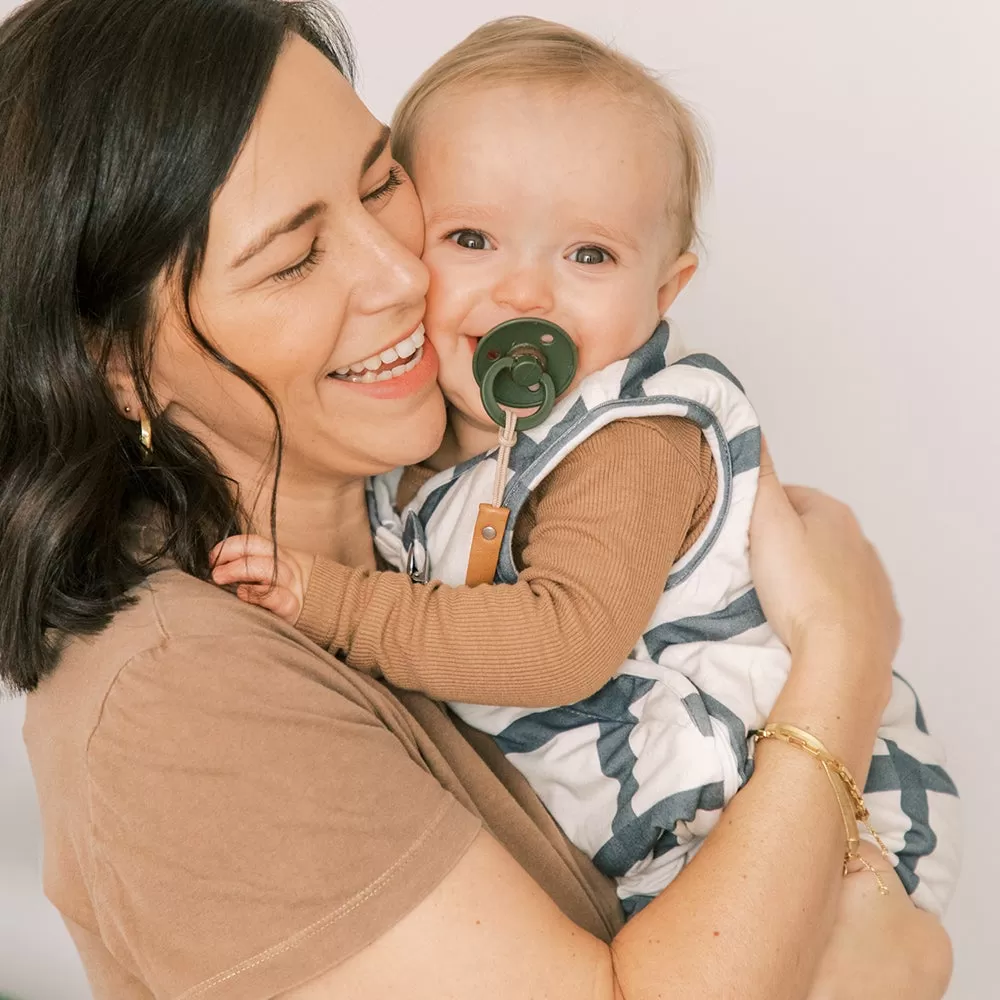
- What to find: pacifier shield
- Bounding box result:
[472,318,577,412]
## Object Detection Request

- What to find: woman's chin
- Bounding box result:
[315,339,448,471]
[388,388,449,467]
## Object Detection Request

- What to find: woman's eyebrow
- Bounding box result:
[229,127,391,271]
[231,202,325,270]
[362,124,392,177]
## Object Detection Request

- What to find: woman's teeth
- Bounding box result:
[331,325,425,383]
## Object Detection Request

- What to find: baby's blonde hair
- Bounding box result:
[392,16,710,254]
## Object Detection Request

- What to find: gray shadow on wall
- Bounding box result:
[0,697,91,999]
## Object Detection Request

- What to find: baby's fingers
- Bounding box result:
[234,583,301,623]
[212,553,278,588]
[210,533,305,626]
[210,534,275,570]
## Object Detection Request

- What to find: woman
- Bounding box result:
[0,1,950,997]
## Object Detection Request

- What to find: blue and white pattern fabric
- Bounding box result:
[367,322,961,917]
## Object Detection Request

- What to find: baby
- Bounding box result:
[214,17,959,916]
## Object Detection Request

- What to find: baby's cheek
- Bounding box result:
[437,347,485,414]
[420,272,475,403]
[422,251,460,310]
[432,346,492,429]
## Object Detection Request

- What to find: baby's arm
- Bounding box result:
[217,417,712,707]
[306,416,711,706]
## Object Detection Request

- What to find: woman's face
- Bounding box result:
[150,36,445,494]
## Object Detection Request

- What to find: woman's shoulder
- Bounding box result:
[27,567,387,776]
[133,563,313,648]
[124,565,377,705]
[28,563,473,882]
[28,558,470,804]
[55,564,328,683]
[69,567,413,768]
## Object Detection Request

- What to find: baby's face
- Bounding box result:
[408,83,691,430]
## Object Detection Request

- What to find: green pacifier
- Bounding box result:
[473,318,578,431]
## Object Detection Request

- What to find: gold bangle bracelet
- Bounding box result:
[751,723,891,895]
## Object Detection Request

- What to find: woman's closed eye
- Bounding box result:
[269,167,405,284]
[362,164,405,207]
[272,239,324,283]
[447,229,494,251]
[568,245,616,266]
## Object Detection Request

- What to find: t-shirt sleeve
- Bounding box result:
[84,625,481,1000]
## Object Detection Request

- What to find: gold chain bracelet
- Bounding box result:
[751,723,891,895]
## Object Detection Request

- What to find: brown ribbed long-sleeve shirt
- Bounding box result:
[297,416,716,707]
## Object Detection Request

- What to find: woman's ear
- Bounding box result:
[104,349,142,422]
[657,252,698,316]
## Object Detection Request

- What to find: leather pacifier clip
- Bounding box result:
[465,408,517,586]
[466,504,511,586]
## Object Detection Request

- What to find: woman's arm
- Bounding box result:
[286,783,951,1000]
[280,663,879,1000]
[281,448,946,1000]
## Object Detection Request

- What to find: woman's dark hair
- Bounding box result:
[0,0,355,693]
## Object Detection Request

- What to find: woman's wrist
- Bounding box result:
[770,631,890,780]
[790,622,894,686]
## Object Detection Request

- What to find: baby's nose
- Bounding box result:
[491,263,555,315]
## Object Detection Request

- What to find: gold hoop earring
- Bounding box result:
[139,411,153,461]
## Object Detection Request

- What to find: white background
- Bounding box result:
[1,1,996,997]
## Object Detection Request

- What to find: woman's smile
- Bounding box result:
[331,322,426,383]
[326,333,438,400]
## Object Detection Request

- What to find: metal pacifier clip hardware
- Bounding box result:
[464,318,577,586]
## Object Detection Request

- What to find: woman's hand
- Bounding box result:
[210,534,315,625]
[750,440,900,671]
[749,440,899,771]
[807,844,953,1000]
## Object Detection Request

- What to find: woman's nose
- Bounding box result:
[491,261,555,315]
[350,212,429,316]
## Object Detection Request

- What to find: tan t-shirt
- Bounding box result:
[24,569,623,1000]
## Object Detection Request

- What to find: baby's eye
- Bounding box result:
[569,246,613,265]
[447,229,493,251]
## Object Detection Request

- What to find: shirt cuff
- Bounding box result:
[296,556,353,650]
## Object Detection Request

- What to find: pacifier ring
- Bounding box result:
[473,318,577,431]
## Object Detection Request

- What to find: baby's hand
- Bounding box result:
[210,534,315,625]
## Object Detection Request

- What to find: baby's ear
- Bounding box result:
[657,252,698,316]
